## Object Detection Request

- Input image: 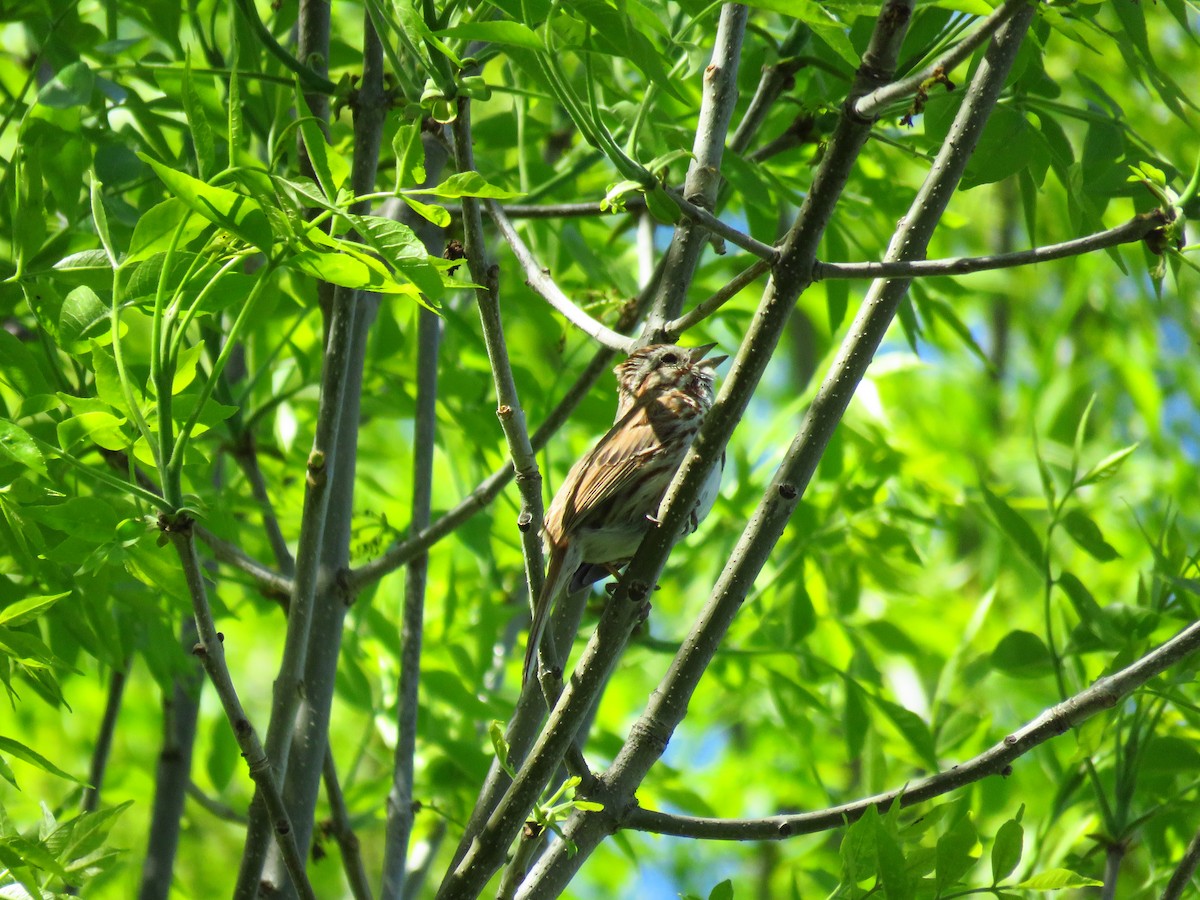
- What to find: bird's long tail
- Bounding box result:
[523,544,571,686]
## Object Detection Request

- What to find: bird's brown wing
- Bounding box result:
[548,405,662,540]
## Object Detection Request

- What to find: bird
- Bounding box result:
[523,342,726,685]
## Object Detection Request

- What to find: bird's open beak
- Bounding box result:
[689,342,728,368]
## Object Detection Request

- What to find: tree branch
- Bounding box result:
[851,0,1024,121]
[812,211,1169,280]
[486,201,635,352]
[1162,814,1200,900]
[230,0,336,95]
[648,3,750,331]
[168,525,315,900]
[622,616,1200,839]
[139,619,203,900]
[80,662,126,814]
[381,296,441,900]
[665,188,780,264]
[663,258,773,339]
[453,95,548,636]
[259,19,392,892]
[237,3,369,888]
[321,748,373,900]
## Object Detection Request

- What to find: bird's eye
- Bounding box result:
[660,352,679,366]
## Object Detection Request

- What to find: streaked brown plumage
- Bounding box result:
[523,343,726,685]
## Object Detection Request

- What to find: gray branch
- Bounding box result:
[852,0,1024,121]
[381,296,442,899]
[813,211,1169,280]
[169,527,315,900]
[648,3,750,331]
[452,96,547,628]
[1162,814,1200,900]
[322,749,374,900]
[624,616,1200,839]
[487,201,635,352]
[663,258,773,339]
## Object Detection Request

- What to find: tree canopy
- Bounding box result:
[1,0,1199,898]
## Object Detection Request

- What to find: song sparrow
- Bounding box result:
[523,343,727,685]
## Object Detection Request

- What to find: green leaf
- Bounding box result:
[870,695,938,770]
[138,154,273,251]
[707,878,734,900]
[435,21,543,50]
[980,483,1044,568]
[0,420,47,476]
[0,593,69,628]
[1013,868,1103,890]
[935,816,978,893]
[205,715,239,793]
[127,198,209,263]
[399,194,450,227]
[1076,444,1137,487]
[843,676,869,760]
[90,176,117,267]
[286,244,421,297]
[296,91,341,201]
[1060,510,1119,561]
[183,56,215,180]
[59,285,110,349]
[392,118,426,191]
[840,804,881,888]
[875,821,914,900]
[418,171,523,200]
[991,815,1024,883]
[644,186,682,224]
[0,734,83,784]
[990,631,1053,679]
[38,61,94,108]
[1056,572,1103,622]
[57,412,128,452]
[0,330,50,395]
[569,0,685,99]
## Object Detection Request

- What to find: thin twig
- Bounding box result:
[194,524,293,597]
[230,434,295,576]
[665,188,780,264]
[381,301,441,900]
[1162,817,1200,900]
[503,199,645,219]
[487,200,634,352]
[80,663,127,813]
[852,0,1023,121]
[812,212,1169,281]
[321,748,374,900]
[453,96,547,620]
[187,781,247,824]
[647,4,750,332]
[729,20,812,156]
[663,258,773,338]
[168,525,315,900]
[624,618,1200,838]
